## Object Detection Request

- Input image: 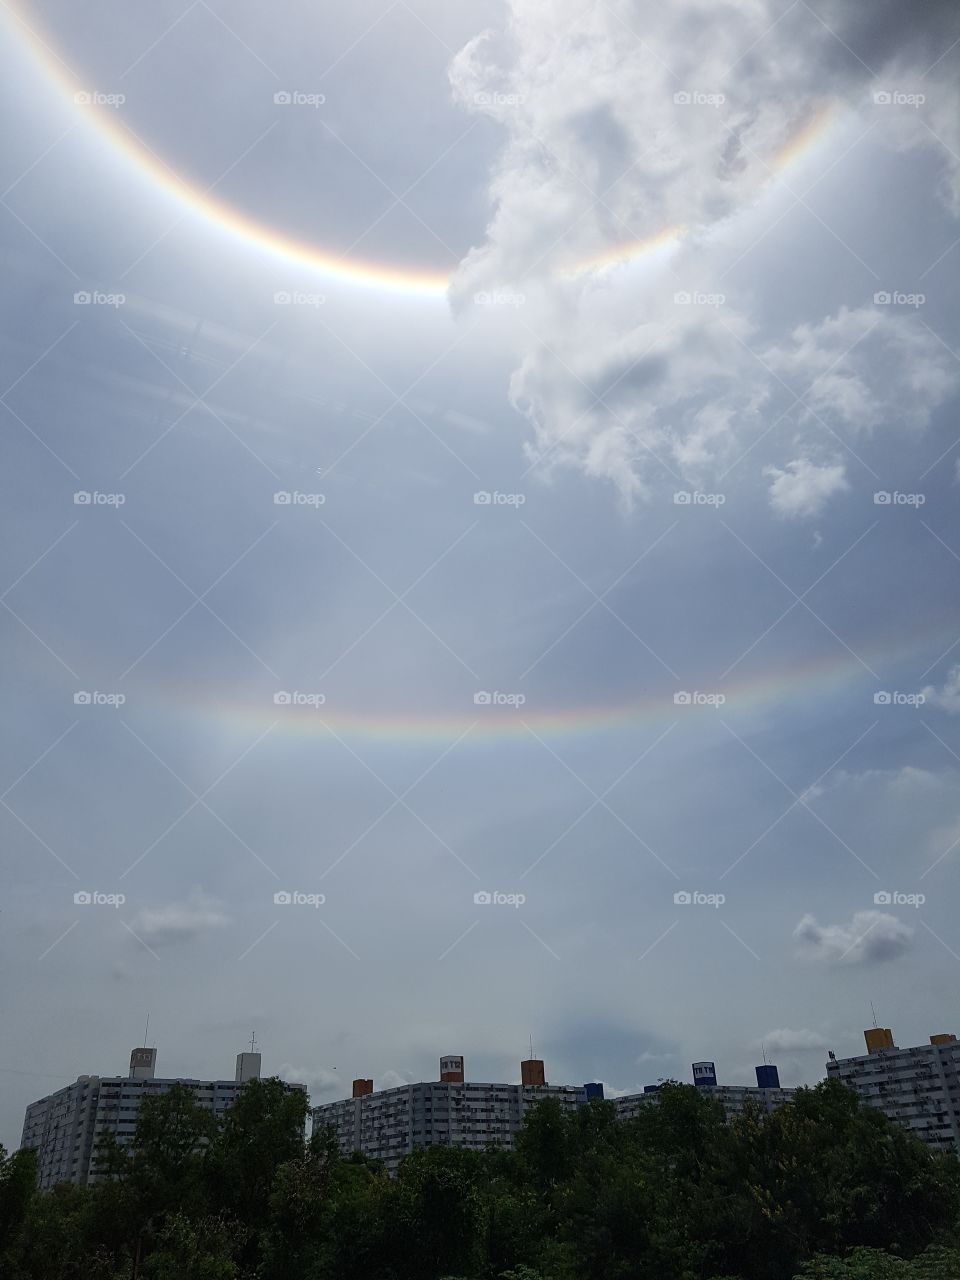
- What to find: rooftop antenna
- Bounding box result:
[870,1001,880,1028]
[761,1042,767,1065]
[250,1031,258,1054]
[529,1034,534,1060]
[143,1013,150,1048]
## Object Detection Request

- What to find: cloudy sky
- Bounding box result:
[2,0,960,1146]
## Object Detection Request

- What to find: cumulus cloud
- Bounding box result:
[131,893,228,949]
[451,0,960,288]
[276,1064,341,1102]
[765,457,848,518]
[921,665,960,713]
[755,1027,828,1053]
[507,295,954,502]
[793,910,913,964]
[379,1068,418,1091]
[449,2,960,504]
[763,307,957,433]
[449,0,954,293]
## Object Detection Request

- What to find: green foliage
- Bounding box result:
[139,1212,241,1280]
[794,1245,960,1278]
[3,1077,960,1280]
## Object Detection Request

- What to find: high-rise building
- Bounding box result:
[312,1053,796,1172]
[312,1057,602,1173]
[19,1075,101,1191]
[21,1046,303,1190]
[826,1028,960,1153]
[614,1060,794,1122]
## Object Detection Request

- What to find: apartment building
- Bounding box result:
[826,1027,960,1153]
[614,1062,795,1122]
[21,1046,300,1190]
[312,1054,794,1172]
[312,1056,604,1173]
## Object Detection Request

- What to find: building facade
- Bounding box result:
[826,1028,960,1153]
[312,1054,793,1172]
[312,1056,603,1173]
[21,1046,300,1190]
[613,1082,795,1122]
[20,1074,101,1191]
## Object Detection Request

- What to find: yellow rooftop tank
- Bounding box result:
[864,1027,895,1053]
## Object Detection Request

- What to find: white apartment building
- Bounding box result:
[20,1074,101,1191]
[21,1046,301,1190]
[613,1082,796,1122]
[312,1058,603,1173]
[826,1028,960,1153]
[312,1055,795,1172]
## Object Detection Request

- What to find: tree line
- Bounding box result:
[2,1076,960,1279]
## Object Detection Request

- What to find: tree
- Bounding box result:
[131,1083,219,1191]
[0,1146,37,1256]
[139,1212,241,1280]
[204,1077,308,1272]
[794,1246,960,1279]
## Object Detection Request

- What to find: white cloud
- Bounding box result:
[450,2,865,295]
[755,1027,828,1052]
[276,1064,341,1102]
[794,910,913,965]
[131,893,228,948]
[505,292,954,502]
[921,665,960,713]
[379,1068,418,1091]
[765,457,849,518]
[762,308,956,434]
[449,3,960,504]
[451,1,960,295]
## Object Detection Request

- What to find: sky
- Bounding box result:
[2,0,960,1149]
